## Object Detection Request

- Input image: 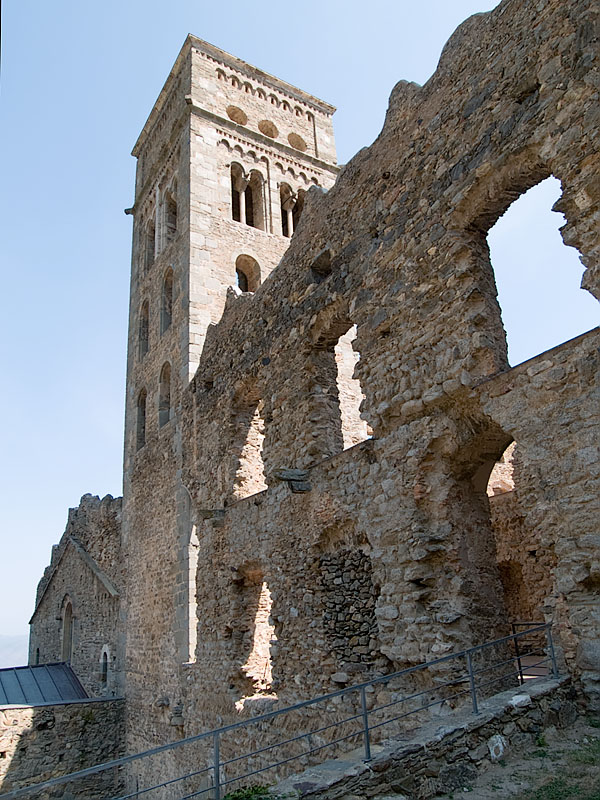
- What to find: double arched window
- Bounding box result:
[231,164,266,230]
[280,184,305,237]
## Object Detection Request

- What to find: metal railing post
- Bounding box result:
[512,623,525,685]
[466,651,479,715]
[213,731,221,800]
[360,686,372,762]
[546,625,559,678]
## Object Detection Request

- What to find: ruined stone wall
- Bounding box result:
[0,699,124,797]
[173,0,599,749]
[28,495,123,698]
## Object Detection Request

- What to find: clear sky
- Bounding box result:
[0,0,597,658]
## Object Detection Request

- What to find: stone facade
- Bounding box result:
[23,0,599,794]
[29,494,123,699]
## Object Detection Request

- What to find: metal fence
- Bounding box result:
[0,623,559,800]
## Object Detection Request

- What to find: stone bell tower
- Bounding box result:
[121,36,339,750]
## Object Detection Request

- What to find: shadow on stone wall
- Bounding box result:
[0,699,124,798]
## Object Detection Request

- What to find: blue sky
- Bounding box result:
[0,0,597,659]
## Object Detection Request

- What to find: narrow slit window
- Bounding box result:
[159,362,171,428]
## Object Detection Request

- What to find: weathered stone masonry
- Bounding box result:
[24,0,599,792]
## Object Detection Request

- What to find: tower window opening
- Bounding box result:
[246,171,265,231]
[144,222,155,272]
[138,300,149,359]
[160,268,173,335]
[136,388,147,450]
[235,255,261,293]
[164,189,177,244]
[236,268,249,292]
[231,164,244,223]
[35,648,40,665]
[159,362,172,428]
[280,183,302,238]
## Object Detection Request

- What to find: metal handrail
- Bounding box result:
[0,623,559,800]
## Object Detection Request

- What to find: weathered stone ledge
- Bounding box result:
[271,677,575,799]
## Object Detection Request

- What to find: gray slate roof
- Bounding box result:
[0,663,88,706]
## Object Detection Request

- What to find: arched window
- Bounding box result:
[159,362,171,428]
[235,255,261,293]
[231,163,245,223]
[230,165,265,230]
[144,221,155,272]
[160,268,173,335]
[164,187,177,244]
[62,599,73,662]
[35,648,40,665]
[136,388,147,450]
[280,183,295,238]
[101,651,108,686]
[246,171,265,231]
[138,300,149,359]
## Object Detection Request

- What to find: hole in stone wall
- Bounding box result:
[334,325,371,450]
[231,567,276,697]
[487,176,598,366]
[230,381,267,501]
[100,651,108,686]
[308,308,370,461]
[486,441,554,626]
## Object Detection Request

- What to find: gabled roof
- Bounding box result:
[29,536,119,623]
[0,663,88,706]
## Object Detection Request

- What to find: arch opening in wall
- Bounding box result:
[307,307,370,461]
[35,648,40,665]
[160,268,173,335]
[138,300,149,359]
[485,441,554,633]
[136,388,147,450]
[61,597,74,663]
[143,222,155,273]
[484,176,598,366]
[231,163,244,223]
[100,647,109,689]
[235,254,261,293]
[158,362,172,428]
[280,183,303,238]
[231,565,276,698]
[245,170,265,231]
[229,379,267,502]
[164,187,177,245]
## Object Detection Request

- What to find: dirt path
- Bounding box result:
[436,717,600,800]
